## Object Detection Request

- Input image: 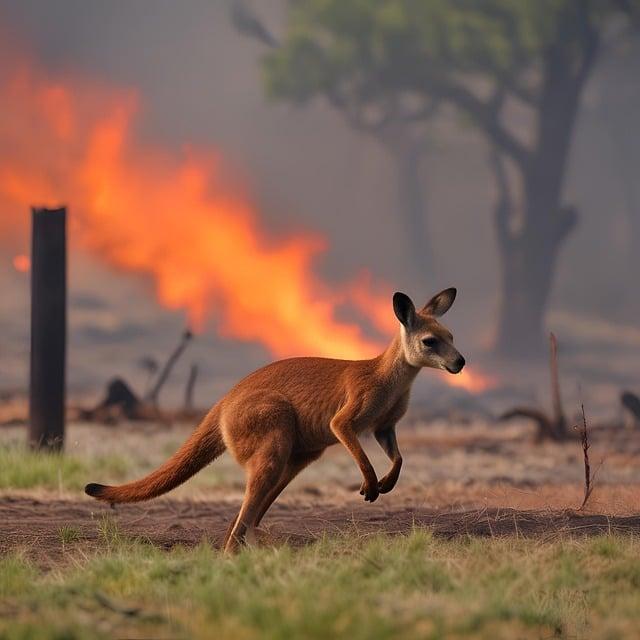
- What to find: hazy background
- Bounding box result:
[1,0,638,415]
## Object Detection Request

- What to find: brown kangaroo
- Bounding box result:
[86,288,465,552]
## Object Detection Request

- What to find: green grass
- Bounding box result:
[58,525,82,546]
[0,445,130,492]
[2,530,640,639]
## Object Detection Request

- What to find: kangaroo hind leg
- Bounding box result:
[224,440,291,552]
[222,398,295,553]
[254,450,324,528]
[222,450,321,549]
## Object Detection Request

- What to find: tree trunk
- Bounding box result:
[631,213,640,265]
[496,201,576,357]
[496,236,553,358]
[393,139,432,280]
[494,31,594,358]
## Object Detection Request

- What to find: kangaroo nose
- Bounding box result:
[454,356,466,372]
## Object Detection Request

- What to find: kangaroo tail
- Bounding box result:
[85,405,225,504]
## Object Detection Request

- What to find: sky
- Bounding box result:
[0,1,639,413]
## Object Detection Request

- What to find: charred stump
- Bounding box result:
[621,391,640,426]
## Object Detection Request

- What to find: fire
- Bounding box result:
[12,254,30,273]
[444,367,496,393]
[0,34,494,393]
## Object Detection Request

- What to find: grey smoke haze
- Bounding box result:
[0,1,639,411]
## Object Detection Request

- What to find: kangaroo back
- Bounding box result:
[85,405,225,503]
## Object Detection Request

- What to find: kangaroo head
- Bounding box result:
[392,288,465,373]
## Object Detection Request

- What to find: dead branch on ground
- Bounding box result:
[500,333,570,441]
[182,363,200,417]
[145,329,193,408]
[77,329,198,425]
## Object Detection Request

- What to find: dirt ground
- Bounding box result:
[3,417,640,565]
[4,493,640,568]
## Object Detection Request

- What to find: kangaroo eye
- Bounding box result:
[422,337,437,349]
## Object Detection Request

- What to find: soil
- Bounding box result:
[3,490,640,568]
[3,418,640,566]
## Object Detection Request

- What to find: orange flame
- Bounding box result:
[0,38,494,393]
[12,254,30,273]
[444,367,496,393]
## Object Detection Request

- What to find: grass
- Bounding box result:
[0,445,130,492]
[0,437,228,494]
[2,529,640,639]
[58,525,82,546]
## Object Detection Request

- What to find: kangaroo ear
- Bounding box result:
[393,292,416,329]
[423,287,457,317]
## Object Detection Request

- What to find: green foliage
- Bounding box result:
[3,532,640,639]
[264,0,636,117]
[266,0,520,101]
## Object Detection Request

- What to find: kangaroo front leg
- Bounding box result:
[374,427,403,494]
[330,413,379,502]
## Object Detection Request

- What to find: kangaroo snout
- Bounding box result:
[446,354,466,374]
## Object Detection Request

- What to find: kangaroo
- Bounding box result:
[86,288,465,552]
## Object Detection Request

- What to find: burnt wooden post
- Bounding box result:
[29,207,67,451]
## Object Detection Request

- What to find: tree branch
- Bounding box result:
[326,87,394,133]
[327,88,440,140]
[495,72,539,108]
[400,97,442,123]
[230,1,279,48]
[435,80,530,168]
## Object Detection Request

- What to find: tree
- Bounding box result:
[594,36,640,273]
[258,0,638,357]
[233,1,439,279]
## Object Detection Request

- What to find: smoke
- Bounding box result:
[0,2,638,407]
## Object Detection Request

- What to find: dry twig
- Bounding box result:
[575,402,603,511]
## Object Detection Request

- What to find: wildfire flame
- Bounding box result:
[443,368,495,393]
[12,254,30,273]
[0,33,494,393]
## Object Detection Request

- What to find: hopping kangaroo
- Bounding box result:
[86,288,465,552]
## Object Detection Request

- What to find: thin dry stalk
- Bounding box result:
[576,403,603,511]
